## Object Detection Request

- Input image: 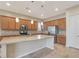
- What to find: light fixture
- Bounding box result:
[28,10,31,13]
[16,18,19,22]
[31,20,34,24]
[55,8,59,11]
[6,2,11,6]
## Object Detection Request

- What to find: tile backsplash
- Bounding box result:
[0,30,20,36]
[0,30,38,36]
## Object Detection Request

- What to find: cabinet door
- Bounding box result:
[57,35,66,45]
[51,20,57,26]
[57,18,66,30]
[8,17,16,30]
[20,19,32,30]
[16,22,20,30]
[20,19,27,25]
[27,20,31,30]
[44,21,51,30]
[1,16,9,30]
[31,21,37,30]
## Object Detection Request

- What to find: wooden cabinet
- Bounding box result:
[16,22,20,30]
[44,18,66,30]
[16,19,31,30]
[0,16,16,30]
[31,21,37,30]
[27,20,31,30]
[19,19,37,30]
[57,18,66,30]
[44,20,58,30]
[51,20,58,26]
[8,17,16,30]
[0,15,37,30]
[57,35,66,45]
[1,16,9,30]
[44,21,52,30]
[20,19,28,26]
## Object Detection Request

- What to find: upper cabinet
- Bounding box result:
[16,21,20,30]
[16,19,30,30]
[0,16,16,30]
[44,18,66,30]
[57,18,66,30]
[0,15,38,30]
[27,20,31,30]
[0,16,9,30]
[8,17,16,30]
[51,20,57,26]
[44,21,51,30]
[19,19,37,30]
[20,19,28,26]
[31,21,37,30]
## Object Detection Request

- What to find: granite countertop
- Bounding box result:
[0,35,54,44]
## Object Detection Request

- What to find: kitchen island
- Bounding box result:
[0,35,54,58]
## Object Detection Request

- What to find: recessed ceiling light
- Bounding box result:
[28,10,31,13]
[6,2,11,6]
[55,8,59,11]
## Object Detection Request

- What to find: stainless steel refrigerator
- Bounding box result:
[48,26,58,43]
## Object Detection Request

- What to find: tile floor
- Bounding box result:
[22,44,79,58]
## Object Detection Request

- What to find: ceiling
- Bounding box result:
[0,1,79,19]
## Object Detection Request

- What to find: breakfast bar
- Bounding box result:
[0,35,54,58]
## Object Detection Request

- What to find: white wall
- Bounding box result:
[66,5,79,47]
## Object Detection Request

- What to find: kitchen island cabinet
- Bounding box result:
[0,35,54,58]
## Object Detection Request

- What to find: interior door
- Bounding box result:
[69,15,79,48]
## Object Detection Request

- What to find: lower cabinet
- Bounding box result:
[57,35,66,45]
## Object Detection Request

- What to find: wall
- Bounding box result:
[66,5,79,47]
